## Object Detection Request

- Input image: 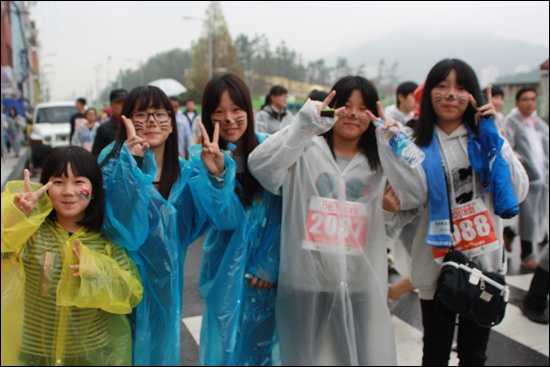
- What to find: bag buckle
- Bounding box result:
[469,268,482,285]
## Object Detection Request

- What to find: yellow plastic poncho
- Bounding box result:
[1,181,143,366]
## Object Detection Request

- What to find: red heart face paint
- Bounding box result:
[79,188,90,200]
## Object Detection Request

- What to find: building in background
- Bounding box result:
[495,59,549,122]
[1,1,40,110]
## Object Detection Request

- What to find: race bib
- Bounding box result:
[74,117,88,130]
[302,197,368,255]
[433,198,498,263]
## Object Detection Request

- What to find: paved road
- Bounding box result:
[2,150,548,366]
[180,235,549,366]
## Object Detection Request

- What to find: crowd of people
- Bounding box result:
[1,57,548,366]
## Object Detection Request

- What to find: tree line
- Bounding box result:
[100,1,399,104]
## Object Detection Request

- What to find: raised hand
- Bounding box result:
[316,90,346,119]
[122,115,150,156]
[14,169,52,217]
[366,101,399,129]
[469,85,497,126]
[199,122,225,177]
[382,186,401,212]
[69,238,82,277]
[249,275,274,289]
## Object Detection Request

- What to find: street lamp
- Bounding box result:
[183,15,213,80]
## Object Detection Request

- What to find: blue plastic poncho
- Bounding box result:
[189,133,282,366]
[99,143,238,366]
[467,116,519,218]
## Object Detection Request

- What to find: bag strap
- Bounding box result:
[441,261,510,301]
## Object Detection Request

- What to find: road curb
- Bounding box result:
[1,151,29,192]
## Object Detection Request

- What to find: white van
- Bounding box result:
[29,101,75,167]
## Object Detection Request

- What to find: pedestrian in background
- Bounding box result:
[69,97,87,142]
[71,107,100,152]
[255,85,294,134]
[170,97,193,159]
[501,87,549,270]
[92,89,127,157]
[6,106,26,158]
[520,243,549,324]
[384,81,419,124]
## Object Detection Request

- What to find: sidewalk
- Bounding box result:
[1,146,29,192]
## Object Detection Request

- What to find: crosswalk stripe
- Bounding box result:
[504,273,533,292]
[182,315,202,344]
[493,303,549,356]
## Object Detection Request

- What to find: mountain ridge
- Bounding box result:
[322,30,549,87]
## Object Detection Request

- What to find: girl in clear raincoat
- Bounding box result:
[1,146,143,366]
[190,74,282,366]
[98,86,237,366]
[248,76,426,366]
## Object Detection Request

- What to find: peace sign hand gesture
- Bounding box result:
[199,122,225,177]
[469,85,497,126]
[366,101,399,130]
[315,90,346,128]
[14,169,52,217]
[69,239,83,277]
[122,115,150,157]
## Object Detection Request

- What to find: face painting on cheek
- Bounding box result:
[457,95,469,104]
[133,121,144,131]
[433,92,444,102]
[79,188,91,200]
[160,121,171,131]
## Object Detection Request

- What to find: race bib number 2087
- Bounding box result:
[302,197,368,255]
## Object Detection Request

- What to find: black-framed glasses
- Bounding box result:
[131,110,171,123]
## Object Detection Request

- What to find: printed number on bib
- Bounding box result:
[433,198,498,263]
[302,197,368,255]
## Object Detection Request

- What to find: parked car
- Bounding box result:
[29,101,75,167]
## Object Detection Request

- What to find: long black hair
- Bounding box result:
[413,58,480,147]
[323,75,381,171]
[99,85,180,199]
[41,146,105,232]
[201,74,260,207]
[261,85,288,109]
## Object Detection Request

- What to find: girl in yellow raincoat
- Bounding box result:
[1,146,143,366]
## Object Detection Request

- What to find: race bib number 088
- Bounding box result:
[433,198,498,262]
[302,197,368,254]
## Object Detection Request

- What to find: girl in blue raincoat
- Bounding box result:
[98,86,238,366]
[191,74,282,366]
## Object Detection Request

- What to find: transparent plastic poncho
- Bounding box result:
[248,99,427,365]
[1,181,143,366]
[188,133,282,366]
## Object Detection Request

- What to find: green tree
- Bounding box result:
[100,49,192,102]
[334,58,352,81]
[306,59,330,86]
[186,1,244,102]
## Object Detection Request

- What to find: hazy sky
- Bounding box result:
[30,1,549,102]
